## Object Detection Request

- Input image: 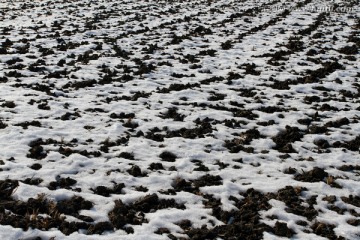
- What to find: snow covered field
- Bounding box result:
[0,0,359,239]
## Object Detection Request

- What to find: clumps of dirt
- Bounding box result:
[198,49,217,57]
[63,79,97,90]
[159,107,185,121]
[208,92,227,101]
[274,221,295,237]
[6,70,25,78]
[224,128,261,153]
[336,135,360,151]
[171,174,222,194]
[337,165,360,172]
[98,137,129,153]
[57,146,75,157]
[157,83,200,93]
[236,88,256,98]
[286,36,304,51]
[0,179,19,200]
[303,95,321,104]
[0,119,7,129]
[27,138,47,160]
[298,12,327,35]
[257,106,291,113]
[319,103,339,111]
[186,189,273,240]
[1,101,16,108]
[109,194,185,230]
[122,118,139,129]
[117,91,151,101]
[273,186,318,221]
[175,219,192,231]
[13,196,56,220]
[91,183,125,197]
[300,61,344,84]
[194,174,222,188]
[146,119,213,141]
[284,167,297,175]
[347,219,360,226]
[38,102,50,110]
[314,138,331,149]
[109,112,135,119]
[171,177,196,193]
[148,162,164,171]
[297,118,312,126]
[29,163,42,170]
[22,178,43,186]
[58,146,101,158]
[134,63,156,76]
[341,195,360,208]
[48,177,77,190]
[108,200,144,229]
[0,45,7,54]
[348,33,360,46]
[339,89,359,99]
[57,196,93,215]
[159,151,177,162]
[192,159,210,172]
[263,50,290,65]
[26,83,53,95]
[155,227,170,235]
[311,222,342,239]
[0,190,107,236]
[294,167,328,182]
[127,165,146,177]
[224,139,255,153]
[323,195,337,204]
[233,109,258,120]
[309,125,328,134]
[221,40,233,50]
[135,186,148,192]
[14,120,42,129]
[225,72,242,81]
[112,46,131,59]
[181,52,200,63]
[337,45,358,55]
[266,79,293,90]
[224,118,244,128]
[118,152,134,160]
[145,127,165,142]
[46,70,67,79]
[171,72,194,79]
[238,129,261,144]
[272,126,304,153]
[169,34,189,45]
[87,222,113,234]
[242,63,261,76]
[60,112,81,120]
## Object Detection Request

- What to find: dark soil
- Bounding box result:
[223,128,261,153]
[91,183,125,197]
[272,126,304,153]
[0,0,357,239]
[48,177,77,190]
[311,222,343,239]
[159,151,177,162]
[294,167,328,182]
[109,193,185,229]
[277,187,318,221]
[27,139,47,160]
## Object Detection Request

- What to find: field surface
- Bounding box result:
[0,0,359,239]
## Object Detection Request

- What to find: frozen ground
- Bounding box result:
[0,0,359,239]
